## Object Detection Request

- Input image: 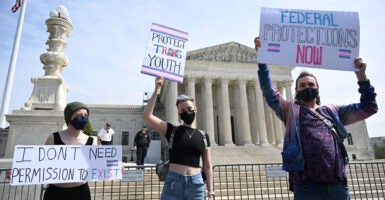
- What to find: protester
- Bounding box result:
[97,122,115,145]
[133,124,151,167]
[143,77,215,200]
[254,36,378,200]
[44,101,98,200]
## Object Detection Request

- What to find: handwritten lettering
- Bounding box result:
[91,168,120,179]
[151,32,186,49]
[11,167,75,184]
[281,11,338,27]
[148,54,181,74]
[14,146,33,163]
[88,147,117,160]
[38,146,80,161]
[296,45,323,65]
[263,24,358,48]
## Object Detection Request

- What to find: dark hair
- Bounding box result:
[295,71,321,105]
[176,94,194,107]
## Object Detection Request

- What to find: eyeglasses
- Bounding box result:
[176,94,194,106]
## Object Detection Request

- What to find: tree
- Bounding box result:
[83,121,93,136]
[373,144,385,159]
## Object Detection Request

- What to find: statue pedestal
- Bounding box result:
[23,76,68,111]
[4,110,65,158]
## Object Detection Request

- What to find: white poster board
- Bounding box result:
[258,7,359,71]
[10,145,122,185]
[141,23,188,83]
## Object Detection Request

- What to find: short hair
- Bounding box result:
[176,94,194,107]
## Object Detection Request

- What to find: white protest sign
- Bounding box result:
[258,7,359,71]
[141,23,188,83]
[10,145,122,185]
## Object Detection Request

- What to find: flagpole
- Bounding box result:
[0,0,28,128]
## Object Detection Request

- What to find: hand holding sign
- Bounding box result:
[155,76,164,95]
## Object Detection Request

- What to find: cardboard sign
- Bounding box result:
[10,145,122,185]
[258,7,359,71]
[141,23,188,83]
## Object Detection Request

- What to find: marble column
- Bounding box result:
[236,79,252,145]
[186,76,196,100]
[186,76,197,127]
[263,100,275,145]
[202,77,216,145]
[274,82,285,146]
[218,77,233,145]
[165,82,178,124]
[254,80,269,145]
[285,81,294,101]
[247,83,259,144]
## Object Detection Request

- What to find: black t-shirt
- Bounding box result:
[166,122,210,168]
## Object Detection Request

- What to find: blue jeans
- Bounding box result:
[293,182,349,200]
[161,171,205,200]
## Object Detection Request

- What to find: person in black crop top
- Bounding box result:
[143,77,215,200]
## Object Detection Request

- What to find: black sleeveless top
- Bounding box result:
[53,132,94,145]
[166,123,210,168]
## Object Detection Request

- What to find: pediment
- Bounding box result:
[186,41,257,63]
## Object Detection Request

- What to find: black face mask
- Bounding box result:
[70,116,88,130]
[296,88,319,102]
[180,110,195,124]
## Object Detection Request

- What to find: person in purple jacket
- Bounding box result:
[254,37,378,200]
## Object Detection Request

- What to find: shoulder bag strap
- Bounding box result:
[165,126,177,160]
[305,107,343,144]
[168,126,177,150]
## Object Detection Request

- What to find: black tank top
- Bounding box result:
[53,132,94,145]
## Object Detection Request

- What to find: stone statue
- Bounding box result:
[23,6,73,110]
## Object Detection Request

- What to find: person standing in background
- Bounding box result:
[133,124,151,166]
[98,122,115,145]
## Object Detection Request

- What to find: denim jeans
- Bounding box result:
[161,171,205,200]
[293,181,349,200]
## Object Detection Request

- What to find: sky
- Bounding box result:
[0,0,384,137]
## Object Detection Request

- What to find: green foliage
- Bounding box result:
[373,144,385,159]
[83,121,93,136]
